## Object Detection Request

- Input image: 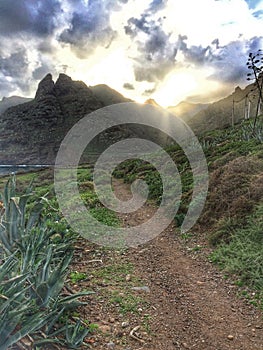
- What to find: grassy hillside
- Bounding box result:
[168,101,209,122]
[188,83,261,134]
[113,117,263,308]
[0,116,262,348]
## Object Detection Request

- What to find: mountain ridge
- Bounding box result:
[1,73,261,164]
[0,73,130,164]
[0,96,33,115]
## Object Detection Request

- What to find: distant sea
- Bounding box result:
[0,165,51,176]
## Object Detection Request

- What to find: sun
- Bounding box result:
[153,71,198,107]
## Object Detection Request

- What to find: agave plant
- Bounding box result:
[0,176,94,348]
[241,119,263,142]
[0,176,43,254]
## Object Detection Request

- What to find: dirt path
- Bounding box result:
[111,179,263,350]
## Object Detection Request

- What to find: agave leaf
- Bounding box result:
[32,337,63,347]
[60,291,94,304]
[41,245,53,283]
[65,320,90,348]
[0,286,30,314]
[48,252,73,289]
[46,306,65,334]
[0,253,18,280]
[62,300,88,311]
[18,193,31,228]
[26,202,43,231]
[0,310,56,349]
[34,281,60,307]
[0,273,28,289]
[0,318,19,347]
[0,224,12,253]
[9,198,21,243]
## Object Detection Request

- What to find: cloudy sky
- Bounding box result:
[0,0,262,107]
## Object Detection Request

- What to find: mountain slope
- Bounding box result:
[0,74,104,164]
[0,96,32,115]
[0,74,168,165]
[188,82,261,133]
[168,101,209,121]
[90,84,132,106]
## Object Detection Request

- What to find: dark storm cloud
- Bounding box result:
[0,0,62,37]
[248,36,263,52]
[125,15,150,36]
[0,49,33,94]
[183,45,210,65]
[143,87,157,96]
[206,37,263,84]
[0,77,17,96]
[123,83,135,90]
[0,49,28,78]
[161,35,263,85]
[252,9,263,18]
[148,0,168,12]
[37,40,57,54]
[134,60,175,82]
[126,3,263,87]
[32,61,57,80]
[125,15,177,82]
[59,0,128,57]
[175,34,211,66]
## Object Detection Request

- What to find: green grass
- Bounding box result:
[109,290,146,315]
[89,207,120,226]
[209,204,263,308]
[70,271,88,284]
[91,262,134,284]
[111,119,263,309]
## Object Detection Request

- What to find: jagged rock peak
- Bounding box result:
[54,73,91,96]
[55,73,73,85]
[35,73,55,100]
[144,99,161,108]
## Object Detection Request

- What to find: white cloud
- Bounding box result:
[160,0,262,46]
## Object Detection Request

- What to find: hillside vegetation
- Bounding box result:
[114,117,263,307]
[0,117,263,348]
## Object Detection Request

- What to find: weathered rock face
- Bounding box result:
[35,73,55,101]
[0,74,104,164]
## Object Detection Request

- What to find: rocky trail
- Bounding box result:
[71,179,263,350]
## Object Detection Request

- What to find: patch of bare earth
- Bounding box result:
[71,179,263,350]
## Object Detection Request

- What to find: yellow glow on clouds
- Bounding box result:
[152,67,221,107]
[48,0,263,107]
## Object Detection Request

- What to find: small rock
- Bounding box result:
[106,342,115,349]
[109,317,115,323]
[131,286,150,293]
[197,281,205,285]
[125,274,131,282]
[115,330,124,337]
[99,325,111,334]
[121,321,130,328]
[227,335,234,340]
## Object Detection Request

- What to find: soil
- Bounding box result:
[69,179,263,350]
